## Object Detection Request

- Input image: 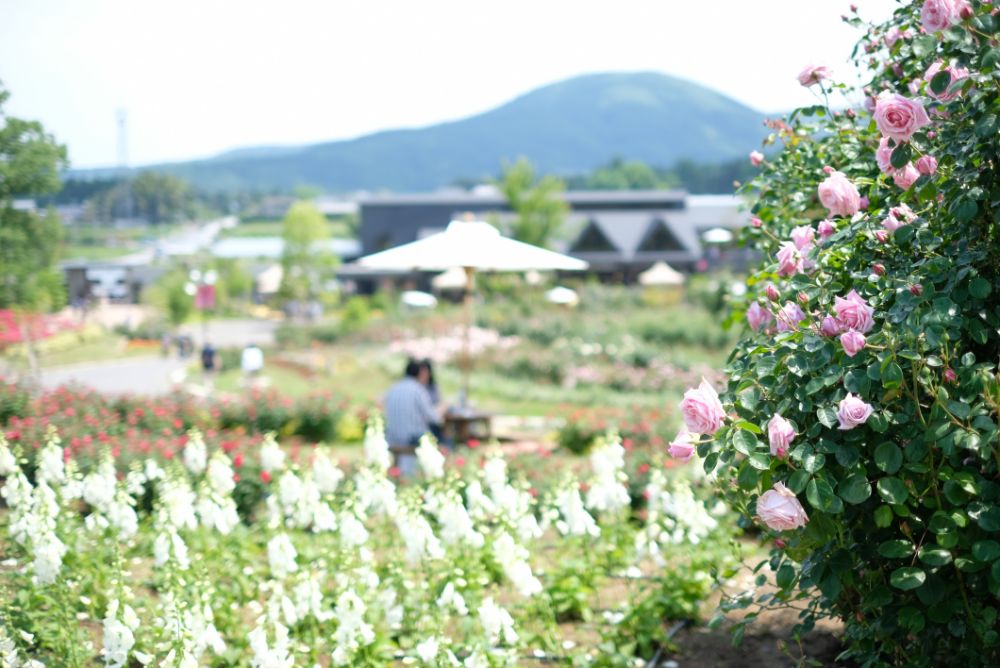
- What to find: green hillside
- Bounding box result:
[72,72,766,193]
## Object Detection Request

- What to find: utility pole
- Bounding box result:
[117,108,133,224]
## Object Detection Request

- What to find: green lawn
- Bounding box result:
[223,217,356,238]
[60,244,135,261]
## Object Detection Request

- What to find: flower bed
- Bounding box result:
[0,427,735,666]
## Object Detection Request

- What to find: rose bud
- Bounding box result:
[751,216,763,228]
[766,284,780,301]
[927,130,937,139]
[846,108,857,119]
[916,155,938,175]
[873,263,885,276]
[774,538,787,549]
[798,292,810,305]
[823,165,835,175]
[909,283,923,296]
[859,196,870,210]
[944,368,958,383]
[876,230,889,243]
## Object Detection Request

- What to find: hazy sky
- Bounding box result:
[0,0,897,169]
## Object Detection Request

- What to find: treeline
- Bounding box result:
[41,173,258,225]
[562,157,759,193]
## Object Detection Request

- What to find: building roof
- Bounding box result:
[358,189,688,208]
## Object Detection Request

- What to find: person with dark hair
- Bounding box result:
[383,358,442,475]
[418,358,447,446]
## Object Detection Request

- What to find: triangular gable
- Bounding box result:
[570,219,619,253]
[637,218,688,253]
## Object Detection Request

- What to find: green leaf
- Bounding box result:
[918,547,953,567]
[806,477,836,511]
[776,563,795,590]
[899,607,926,633]
[983,47,1000,69]
[969,277,992,299]
[882,362,903,390]
[737,463,759,490]
[802,452,826,474]
[817,406,838,429]
[973,540,1000,562]
[952,198,978,223]
[890,567,926,590]
[879,539,914,558]
[732,430,759,456]
[839,473,872,505]
[738,388,760,411]
[929,70,952,95]
[890,142,911,169]
[874,505,894,528]
[874,442,903,474]
[748,452,771,471]
[912,35,937,57]
[786,469,810,494]
[878,477,909,505]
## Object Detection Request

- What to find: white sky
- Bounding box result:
[0,0,897,169]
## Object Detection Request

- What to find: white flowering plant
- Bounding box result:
[0,422,735,666]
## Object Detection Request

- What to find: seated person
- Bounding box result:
[383,359,443,475]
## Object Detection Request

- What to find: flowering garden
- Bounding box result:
[4,0,1000,666]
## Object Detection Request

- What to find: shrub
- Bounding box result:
[690,3,1000,666]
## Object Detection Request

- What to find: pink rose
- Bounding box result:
[924,61,969,101]
[818,171,861,218]
[790,225,815,251]
[955,0,973,18]
[864,96,878,115]
[876,229,890,244]
[837,393,874,430]
[876,137,895,174]
[834,289,874,333]
[840,330,867,357]
[776,242,803,277]
[750,151,765,166]
[667,430,697,462]
[916,154,938,175]
[765,284,780,302]
[820,315,841,337]
[767,414,795,458]
[679,378,725,435]
[797,65,832,87]
[892,163,920,190]
[817,220,836,240]
[757,482,809,531]
[921,0,957,32]
[884,203,916,232]
[874,93,931,142]
[776,302,806,333]
[746,301,773,332]
[884,26,913,48]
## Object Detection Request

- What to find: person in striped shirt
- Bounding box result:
[383,358,443,475]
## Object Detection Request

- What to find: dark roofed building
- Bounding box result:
[354,189,750,286]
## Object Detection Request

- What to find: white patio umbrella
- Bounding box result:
[358,218,588,400]
[431,266,468,292]
[638,261,686,287]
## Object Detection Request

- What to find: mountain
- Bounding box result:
[72,72,767,193]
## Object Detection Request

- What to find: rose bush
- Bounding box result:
[679,1,1000,665]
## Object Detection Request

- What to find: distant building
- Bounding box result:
[353,190,751,285]
[61,260,167,304]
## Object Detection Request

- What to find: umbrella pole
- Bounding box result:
[462,266,474,406]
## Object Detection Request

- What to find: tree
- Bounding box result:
[278,201,338,306]
[0,84,68,312]
[687,3,1000,665]
[498,158,568,248]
